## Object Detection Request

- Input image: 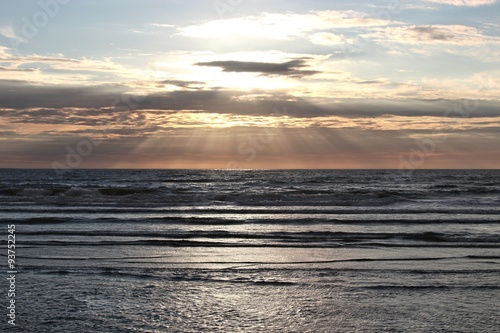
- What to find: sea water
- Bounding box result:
[0,169,499,332]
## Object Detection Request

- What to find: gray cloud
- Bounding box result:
[1,80,499,119]
[157,80,205,90]
[0,80,126,109]
[195,59,320,77]
[410,26,455,41]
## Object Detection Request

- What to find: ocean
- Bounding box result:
[1,169,499,332]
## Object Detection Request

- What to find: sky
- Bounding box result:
[0,0,499,169]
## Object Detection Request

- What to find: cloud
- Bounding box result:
[157,80,205,90]
[177,11,392,40]
[0,48,132,85]
[421,0,497,6]
[0,46,12,58]
[2,55,122,73]
[0,26,26,44]
[2,79,499,119]
[0,66,36,72]
[195,59,319,77]
[0,80,127,109]
[150,23,176,28]
[369,25,500,45]
[0,26,18,39]
[1,78,499,169]
[310,32,345,46]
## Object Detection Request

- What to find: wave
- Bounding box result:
[0,183,500,214]
[20,256,500,268]
[34,267,299,285]
[0,187,158,197]
[358,285,500,290]
[2,179,498,207]
[98,188,157,196]
[2,215,499,225]
[2,206,500,216]
[13,229,500,241]
[0,217,69,224]
[8,230,500,249]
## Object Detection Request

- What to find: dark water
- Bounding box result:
[1,169,499,332]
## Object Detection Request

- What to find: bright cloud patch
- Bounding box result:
[421,0,497,6]
[310,32,345,46]
[370,25,500,45]
[177,11,391,40]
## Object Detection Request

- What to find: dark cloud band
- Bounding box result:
[195,59,320,77]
